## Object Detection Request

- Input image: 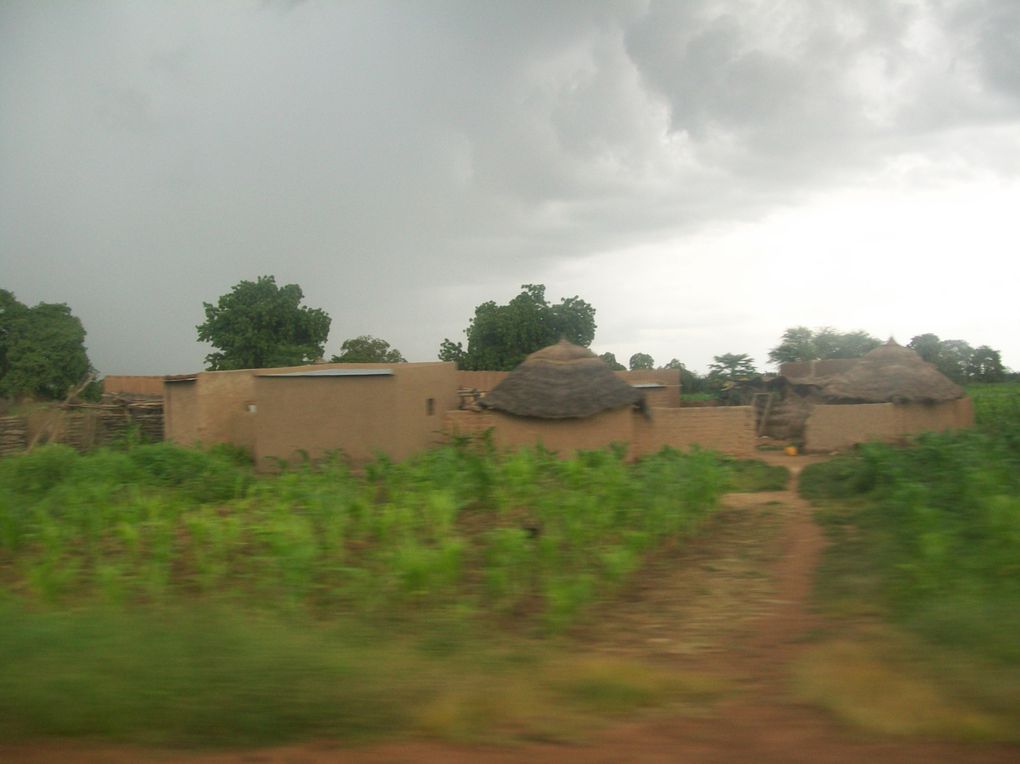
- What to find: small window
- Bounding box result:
[246,403,257,413]
[426,398,435,416]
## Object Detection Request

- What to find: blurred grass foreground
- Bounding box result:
[0,438,748,746]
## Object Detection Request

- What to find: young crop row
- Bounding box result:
[0,439,735,631]
[800,403,1020,663]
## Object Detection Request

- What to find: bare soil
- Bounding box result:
[4,454,1018,763]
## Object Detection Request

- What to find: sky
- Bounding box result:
[2,0,1018,375]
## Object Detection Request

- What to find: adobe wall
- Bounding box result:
[445,408,634,456]
[194,370,259,450]
[103,375,166,397]
[804,398,974,452]
[616,369,682,407]
[457,371,509,394]
[164,379,200,445]
[635,406,756,457]
[444,405,755,458]
[254,362,458,468]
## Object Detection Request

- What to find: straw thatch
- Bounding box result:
[821,340,964,404]
[478,340,645,419]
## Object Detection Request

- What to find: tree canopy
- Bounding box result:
[197,276,331,371]
[628,352,654,370]
[598,352,626,371]
[330,335,406,364]
[768,326,881,365]
[707,353,757,385]
[439,284,596,371]
[0,290,95,400]
[907,334,1005,383]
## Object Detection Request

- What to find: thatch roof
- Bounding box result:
[478,340,645,419]
[821,340,965,404]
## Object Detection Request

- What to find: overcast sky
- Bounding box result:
[2,0,1018,375]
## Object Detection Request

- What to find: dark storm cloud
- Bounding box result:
[1,0,1018,373]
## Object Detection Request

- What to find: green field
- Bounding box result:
[797,381,1020,738]
[0,438,757,745]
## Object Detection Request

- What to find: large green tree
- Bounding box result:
[0,290,94,399]
[331,335,406,363]
[768,326,881,364]
[197,276,331,370]
[628,352,655,370]
[598,352,626,371]
[707,353,757,385]
[907,334,1005,383]
[439,284,596,370]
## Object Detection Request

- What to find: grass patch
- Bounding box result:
[720,458,789,492]
[794,629,1020,742]
[799,416,1020,739]
[0,440,738,746]
[0,602,725,747]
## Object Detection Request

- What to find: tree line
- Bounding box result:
[1,278,1011,401]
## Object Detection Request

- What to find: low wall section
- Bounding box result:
[635,406,756,457]
[804,398,974,452]
[103,375,166,396]
[444,405,755,458]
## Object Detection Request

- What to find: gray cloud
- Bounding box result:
[2,0,1018,375]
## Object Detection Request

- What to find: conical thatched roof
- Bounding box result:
[821,340,964,404]
[478,339,645,419]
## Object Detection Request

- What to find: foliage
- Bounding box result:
[768,326,881,365]
[707,353,757,385]
[628,352,654,370]
[439,284,596,370]
[196,276,331,370]
[801,421,1020,664]
[0,441,733,630]
[968,382,1020,435]
[598,352,626,371]
[330,335,406,363]
[908,334,1005,383]
[0,290,95,400]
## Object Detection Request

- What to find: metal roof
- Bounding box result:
[257,368,394,378]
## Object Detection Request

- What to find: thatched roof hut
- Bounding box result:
[478,340,645,419]
[821,340,964,404]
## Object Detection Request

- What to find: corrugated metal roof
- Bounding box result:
[257,368,394,378]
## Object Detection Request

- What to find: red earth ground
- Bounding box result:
[3,454,1018,763]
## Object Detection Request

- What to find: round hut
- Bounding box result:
[821,340,964,404]
[479,339,646,419]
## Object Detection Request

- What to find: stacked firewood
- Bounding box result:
[0,416,27,456]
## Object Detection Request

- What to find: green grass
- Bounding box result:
[797,405,1020,739]
[720,458,789,492]
[0,439,739,746]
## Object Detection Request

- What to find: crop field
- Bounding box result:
[0,438,779,745]
[796,381,1020,738]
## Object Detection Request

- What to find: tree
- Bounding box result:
[0,290,95,399]
[331,335,406,363]
[768,326,881,365]
[966,345,1005,383]
[598,352,626,371]
[629,352,654,370]
[439,284,597,370]
[907,334,1005,383]
[707,353,757,385]
[197,276,331,370]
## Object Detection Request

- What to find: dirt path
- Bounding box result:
[5,455,1018,763]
